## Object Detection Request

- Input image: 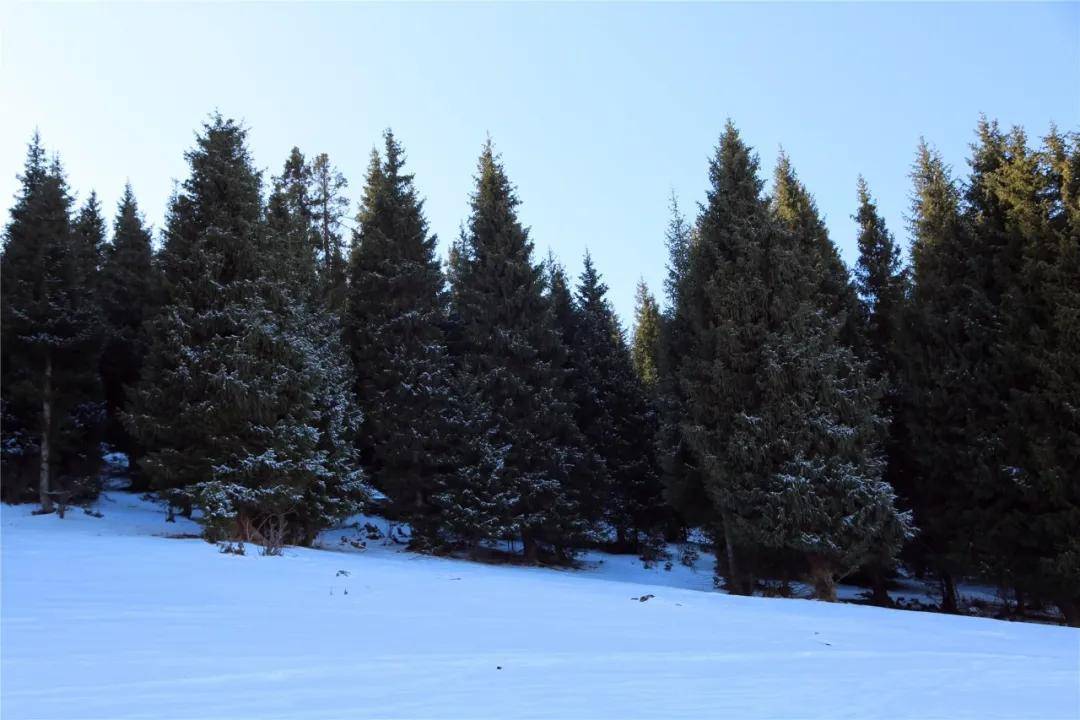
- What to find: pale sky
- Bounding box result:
[2,2,1077,324]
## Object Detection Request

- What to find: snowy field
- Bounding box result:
[2,492,1078,720]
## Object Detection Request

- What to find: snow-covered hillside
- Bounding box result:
[2,492,1077,720]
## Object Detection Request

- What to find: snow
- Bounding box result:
[3,492,1078,719]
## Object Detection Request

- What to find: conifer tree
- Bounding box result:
[657,194,710,529]
[663,192,693,310]
[541,255,615,533]
[309,153,350,307]
[1028,128,1080,624]
[546,253,577,342]
[956,121,1033,601]
[771,152,864,351]
[852,176,911,604]
[1,134,103,509]
[854,177,906,385]
[99,184,159,475]
[631,279,661,391]
[543,254,609,529]
[903,140,990,610]
[965,124,1080,622]
[572,253,664,547]
[126,115,363,543]
[679,123,909,598]
[73,191,106,278]
[342,130,469,545]
[449,140,589,561]
[265,147,319,292]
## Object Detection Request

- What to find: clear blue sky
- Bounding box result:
[2,2,1077,325]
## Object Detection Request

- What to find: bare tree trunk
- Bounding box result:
[38,353,54,513]
[522,531,539,564]
[1058,599,1079,628]
[940,572,959,613]
[720,511,747,595]
[870,565,893,607]
[808,555,838,602]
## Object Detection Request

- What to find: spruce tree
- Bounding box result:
[958,121,1034,602]
[662,192,693,310]
[1,134,103,509]
[676,124,773,593]
[73,191,106,278]
[309,152,350,307]
[966,124,1080,622]
[342,130,467,546]
[854,177,906,385]
[546,253,578,343]
[264,148,368,545]
[903,139,990,610]
[126,115,363,544]
[449,140,588,561]
[631,279,661,391]
[99,184,159,476]
[657,194,711,529]
[265,147,319,292]
[542,254,609,529]
[680,123,909,598]
[1030,128,1080,624]
[852,176,911,604]
[572,253,664,548]
[771,152,865,351]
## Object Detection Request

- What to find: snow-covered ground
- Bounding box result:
[3,492,1078,719]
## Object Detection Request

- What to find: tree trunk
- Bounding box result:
[615,525,628,552]
[38,353,54,513]
[940,572,959,613]
[1057,599,1078,628]
[720,512,748,595]
[807,555,838,602]
[522,531,539,564]
[870,566,893,607]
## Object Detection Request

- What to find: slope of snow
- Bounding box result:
[2,492,1077,720]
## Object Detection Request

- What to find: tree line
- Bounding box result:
[2,114,1076,623]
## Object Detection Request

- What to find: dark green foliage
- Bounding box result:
[852,176,911,602]
[1,133,103,508]
[662,192,693,310]
[126,115,363,544]
[1030,129,1080,624]
[265,147,320,293]
[310,153,351,307]
[772,152,865,352]
[264,146,351,306]
[678,125,909,599]
[902,123,1080,623]
[903,139,992,608]
[99,184,159,472]
[965,125,1080,622]
[448,140,589,561]
[128,114,266,492]
[73,191,107,279]
[657,194,711,529]
[571,253,664,547]
[343,130,470,546]
[854,177,907,385]
[546,253,577,340]
[631,279,661,391]
[544,255,609,529]
[6,109,1077,621]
